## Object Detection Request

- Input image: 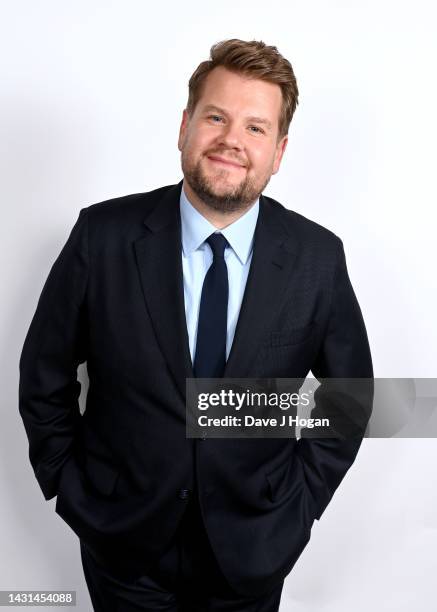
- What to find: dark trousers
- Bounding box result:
[80,491,284,611]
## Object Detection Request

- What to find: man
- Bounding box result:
[19,39,373,611]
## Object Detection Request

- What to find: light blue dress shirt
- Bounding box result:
[180,184,259,362]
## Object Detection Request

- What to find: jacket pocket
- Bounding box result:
[270,322,317,347]
[84,454,120,497]
[265,456,294,503]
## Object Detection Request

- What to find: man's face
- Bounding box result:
[178,66,288,213]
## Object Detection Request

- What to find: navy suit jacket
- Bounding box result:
[19,179,373,597]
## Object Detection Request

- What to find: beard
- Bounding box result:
[181,150,272,213]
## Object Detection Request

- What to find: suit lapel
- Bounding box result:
[134,182,299,396]
[133,181,193,400]
[224,195,298,377]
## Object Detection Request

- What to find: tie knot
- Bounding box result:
[207,233,228,259]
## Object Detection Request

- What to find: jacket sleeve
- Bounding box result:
[18,208,89,500]
[296,239,374,521]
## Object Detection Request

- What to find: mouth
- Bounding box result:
[206,155,246,169]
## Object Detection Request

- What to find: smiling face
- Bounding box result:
[178,66,288,213]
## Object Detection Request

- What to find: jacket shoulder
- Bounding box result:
[83,183,174,219]
[262,194,343,251]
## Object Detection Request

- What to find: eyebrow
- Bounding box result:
[201,104,273,131]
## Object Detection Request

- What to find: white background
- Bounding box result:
[1,1,436,610]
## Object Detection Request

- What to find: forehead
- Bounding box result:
[196,66,282,120]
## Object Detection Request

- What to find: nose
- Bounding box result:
[216,121,244,150]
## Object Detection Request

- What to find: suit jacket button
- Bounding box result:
[178,488,190,500]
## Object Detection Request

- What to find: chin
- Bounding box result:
[204,172,241,189]
[207,184,242,199]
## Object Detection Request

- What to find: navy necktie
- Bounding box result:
[193,233,229,378]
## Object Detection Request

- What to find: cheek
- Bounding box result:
[249,148,274,173]
[187,133,213,158]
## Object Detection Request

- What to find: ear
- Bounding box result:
[272,134,288,175]
[178,109,190,151]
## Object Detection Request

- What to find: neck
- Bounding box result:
[182,179,256,230]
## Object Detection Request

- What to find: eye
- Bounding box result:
[249,126,264,134]
[208,115,223,123]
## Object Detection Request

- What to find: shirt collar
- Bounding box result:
[180,184,259,265]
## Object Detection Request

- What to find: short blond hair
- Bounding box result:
[186,38,299,140]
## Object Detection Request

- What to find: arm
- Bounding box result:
[297,239,373,520]
[18,209,89,500]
